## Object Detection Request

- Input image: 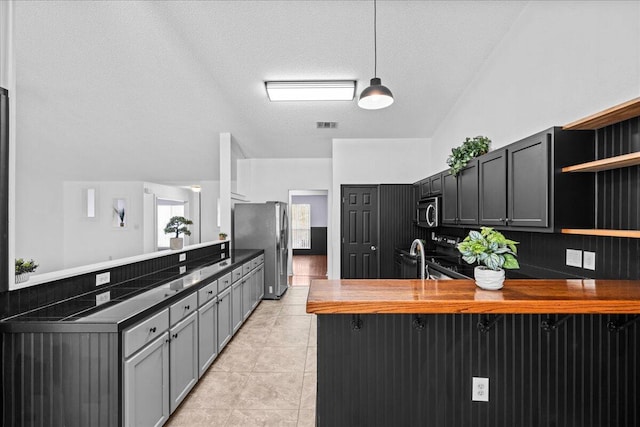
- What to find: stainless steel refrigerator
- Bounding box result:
[234,202,289,299]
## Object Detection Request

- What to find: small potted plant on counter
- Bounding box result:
[15,258,38,284]
[218,232,228,241]
[457,227,519,290]
[446,135,491,176]
[164,216,193,250]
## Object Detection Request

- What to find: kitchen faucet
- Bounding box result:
[410,239,426,280]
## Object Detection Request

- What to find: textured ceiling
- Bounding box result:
[14,0,527,181]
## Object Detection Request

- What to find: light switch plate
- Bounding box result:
[583,251,596,270]
[95,272,110,286]
[472,377,489,402]
[179,266,187,274]
[179,253,186,262]
[566,249,582,268]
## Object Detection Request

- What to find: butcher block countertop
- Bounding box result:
[306,279,640,314]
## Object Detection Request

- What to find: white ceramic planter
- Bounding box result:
[474,266,505,290]
[170,237,184,250]
[15,273,31,284]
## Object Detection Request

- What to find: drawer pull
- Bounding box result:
[184,305,190,310]
[208,290,214,294]
[149,327,157,333]
[172,333,178,339]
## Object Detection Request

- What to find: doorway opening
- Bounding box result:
[288,190,328,286]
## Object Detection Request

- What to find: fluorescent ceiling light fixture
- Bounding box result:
[265,81,356,101]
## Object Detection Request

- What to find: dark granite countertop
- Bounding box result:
[0,249,262,332]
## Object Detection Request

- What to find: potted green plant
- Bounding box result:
[218,232,228,241]
[15,258,38,284]
[457,227,519,290]
[446,135,491,176]
[164,216,193,250]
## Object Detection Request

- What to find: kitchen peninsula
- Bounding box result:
[307,279,640,427]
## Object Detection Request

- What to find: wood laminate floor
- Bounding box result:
[166,286,316,427]
[289,255,327,287]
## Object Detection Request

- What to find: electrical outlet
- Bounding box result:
[179,266,186,274]
[583,251,596,270]
[96,291,111,305]
[472,377,489,402]
[95,272,110,286]
[566,249,582,268]
[179,253,186,262]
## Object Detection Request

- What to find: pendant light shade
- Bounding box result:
[358,77,394,110]
[359,0,394,110]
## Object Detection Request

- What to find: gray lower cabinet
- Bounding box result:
[256,265,265,303]
[169,311,199,413]
[217,286,233,351]
[232,279,243,333]
[242,272,253,320]
[198,297,218,378]
[124,332,170,427]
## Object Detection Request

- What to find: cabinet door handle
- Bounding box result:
[498,218,503,222]
[505,217,510,224]
[149,327,156,333]
[165,339,170,343]
[208,290,214,295]
[172,333,178,339]
[184,305,190,310]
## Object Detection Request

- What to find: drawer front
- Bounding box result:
[232,267,243,283]
[251,257,259,269]
[242,262,252,275]
[258,254,264,264]
[170,293,198,326]
[218,272,232,292]
[198,280,218,306]
[124,308,169,358]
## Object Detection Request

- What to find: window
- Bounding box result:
[291,204,311,249]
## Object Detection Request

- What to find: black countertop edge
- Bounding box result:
[0,249,263,333]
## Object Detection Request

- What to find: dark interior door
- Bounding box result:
[341,185,379,279]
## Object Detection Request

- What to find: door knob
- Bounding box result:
[371,245,377,251]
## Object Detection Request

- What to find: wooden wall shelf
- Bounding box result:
[561,229,640,239]
[563,97,640,130]
[562,151,640,173]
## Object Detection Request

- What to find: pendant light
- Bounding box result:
[358,0,394,110]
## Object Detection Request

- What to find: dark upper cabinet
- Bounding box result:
[441,162,478,225]
[430,173,442,195]
[479,150,507,225]
[507,132,550,228]
[446,127,595,232]
[441,171,458,224]
[457,160,479,225]
[419,178,431,199]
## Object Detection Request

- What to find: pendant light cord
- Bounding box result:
[373,0,377,78]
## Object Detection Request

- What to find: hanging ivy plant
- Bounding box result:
[446,136,491,176]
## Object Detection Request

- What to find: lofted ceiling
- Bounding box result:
[14,0,528,181]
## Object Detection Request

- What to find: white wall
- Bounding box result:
[63,181,144,271]
[330,138,432,278]
[237,158,332,203]
[430,1,640,173]
[237,157,333,275]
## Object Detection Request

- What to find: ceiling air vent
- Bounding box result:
[316,121,338,129]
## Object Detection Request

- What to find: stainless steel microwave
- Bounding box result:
[416,197,439,228]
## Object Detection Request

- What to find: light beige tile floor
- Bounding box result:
[166,286,316,427]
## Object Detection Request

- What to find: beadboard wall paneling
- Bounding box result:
[317,313,640,427]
